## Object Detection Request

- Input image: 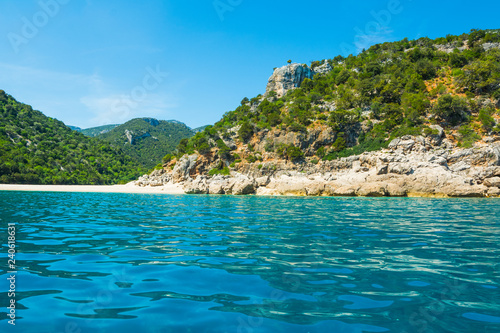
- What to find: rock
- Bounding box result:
[483,177,500,188]
[388,163,413,175]
[183,175,208,194]
[232,179,255,195]
[482,42,500,51]
[266,63,314,98]
[172,154,199,182]
[376,164,388,175]
[255,176,270,187]
[487,187,500,197]
[208,181,225,194]
[443,185,487,198]
[305,182,325,196]
[312,61,332,75]
[356,183,387,197]
[333,186,357,197]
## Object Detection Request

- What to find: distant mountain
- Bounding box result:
[192,125,209,133]
[81,124,120,137]
[96,118,195,169]
[0,91,145,184]
[68,125,82,132]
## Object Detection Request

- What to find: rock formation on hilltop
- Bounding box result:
[265,61,333,98]
[266,63,315,98]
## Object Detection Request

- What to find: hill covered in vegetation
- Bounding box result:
[96,118,195,169]
[0,91,145,184]
[169,29,499,169]
[135,29,500,197]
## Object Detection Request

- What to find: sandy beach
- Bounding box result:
[0,183,185,194]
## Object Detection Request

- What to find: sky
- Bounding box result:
[0,0,499,129]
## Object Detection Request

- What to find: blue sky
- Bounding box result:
[0,0,499,129]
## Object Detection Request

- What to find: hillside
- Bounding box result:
[96,118,195,169]
[137,29,500,197]
[80,124,121,137]
[0,91,146,184]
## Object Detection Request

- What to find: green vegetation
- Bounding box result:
[171,30,500,166]
[0,91,145,184]
[97,118,195,169]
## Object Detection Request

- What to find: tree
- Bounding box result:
[433,94,469,122]
[238,121,254,142]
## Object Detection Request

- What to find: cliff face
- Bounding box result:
[266,63,315,98]
[265,62,333,98]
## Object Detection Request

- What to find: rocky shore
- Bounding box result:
[133,133,500,198]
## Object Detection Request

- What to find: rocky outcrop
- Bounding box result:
[313,61,333,75]
[266,63,315,98]
[137,134,500,198]
[265,62,333,98]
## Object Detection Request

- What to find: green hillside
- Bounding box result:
[81,124,120,137]
[0,91,145,184]
[175,29,500,167]
[96,118,195,169]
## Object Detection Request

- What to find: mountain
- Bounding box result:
[139,29,500,197]
[68,125,82,132]
[0,91,146,184]
[81,124,121,137]
[96,118,195,169]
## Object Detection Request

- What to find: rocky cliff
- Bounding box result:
[134,131,500,197]
[265,61,333,98]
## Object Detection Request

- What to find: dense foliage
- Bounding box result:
[0,91,145,184]
[97,118,195,169]
[175,29,500,163]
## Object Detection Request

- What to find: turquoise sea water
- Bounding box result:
[0,191,499,333]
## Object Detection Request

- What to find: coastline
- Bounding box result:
[0,183,184,195]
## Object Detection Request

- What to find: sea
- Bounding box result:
[0,191,499,333]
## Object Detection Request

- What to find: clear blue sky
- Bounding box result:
[0,0,498,129]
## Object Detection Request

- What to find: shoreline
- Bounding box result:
[0,183,184,195]
[0,184,498,198]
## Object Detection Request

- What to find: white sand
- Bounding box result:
[0,183,185,194]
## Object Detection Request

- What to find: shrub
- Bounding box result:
[238,121,254,142]
[478,107,496,132]
[433,94,469,122]
[216,139,231,156]
[457,125,481,148]
[208,167,230,176]
[162,153,174,164]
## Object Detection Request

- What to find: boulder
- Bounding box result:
[483,177,500,188]
[232,179,256,195]
[172,154,199,182]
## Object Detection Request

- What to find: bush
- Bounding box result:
[414,58,437,80]
[208,167,230,176]
[238,121,254,142]
[276,144,304,162]
[162,153,174,164]
[478,107,496,132]
[433,94,469,122]
[457,125,481,148]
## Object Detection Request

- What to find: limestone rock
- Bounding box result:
[266,63,314,98]
[484,177,500,188]
[172,154,199,182]
[313,61,332,75]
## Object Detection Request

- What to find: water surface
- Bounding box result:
[1,192,499,332]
